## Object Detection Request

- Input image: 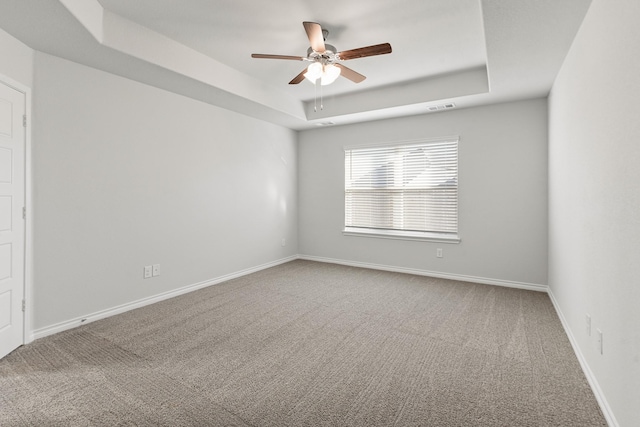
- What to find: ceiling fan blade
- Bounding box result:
[251,54,305,61]
[336,64,366,83]
[337,43,392,61]
[289,68,307,84]
[303,21,326,53]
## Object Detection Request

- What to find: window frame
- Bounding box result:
[343,137,461,243]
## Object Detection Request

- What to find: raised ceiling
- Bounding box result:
[0,0,592,130]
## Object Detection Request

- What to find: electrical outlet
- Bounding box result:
[143,265,152,279]
[281,238,286,247]
[586,313,591,336]
[436,248,443,258]
[597,329,603,355]
[152,264,160,277]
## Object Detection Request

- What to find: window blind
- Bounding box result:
[345,139,458,235]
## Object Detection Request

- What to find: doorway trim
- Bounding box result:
[0,71,33,346]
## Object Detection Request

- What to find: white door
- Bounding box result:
[0,82,25,359]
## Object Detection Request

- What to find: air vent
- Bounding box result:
[426,102,456,112]
[315,121,335,126]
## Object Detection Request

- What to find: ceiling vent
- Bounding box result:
[426,102,456,112]
[315,121,335,126]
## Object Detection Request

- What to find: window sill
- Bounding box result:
[342,227,460,243]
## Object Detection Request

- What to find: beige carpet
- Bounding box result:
[0,260,606,426]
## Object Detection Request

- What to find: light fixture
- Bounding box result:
[321,64,340,85]
[304,62,341,85]
[304,62,322,82]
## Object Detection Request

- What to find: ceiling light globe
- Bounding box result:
[304,62,323,83]
[321,64,341,85]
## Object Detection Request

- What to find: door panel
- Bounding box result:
[0,82,25,360]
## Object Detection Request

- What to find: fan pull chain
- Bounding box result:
[312,78,324,112]
[314,79,318,112]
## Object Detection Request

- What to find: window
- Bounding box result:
[344,137,459,242]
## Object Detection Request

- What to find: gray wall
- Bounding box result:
[548,0,640,425]
[0,28,33,88]
[298,99,548,286]
[31,52,298,330]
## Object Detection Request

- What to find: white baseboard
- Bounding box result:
[547,289,619,427]
[30,254,546,342]
[298,254,548,292]
[31,255,298,341]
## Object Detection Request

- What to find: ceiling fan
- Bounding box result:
[251,21,392,86]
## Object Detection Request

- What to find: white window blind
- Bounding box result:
[345,138,458,237]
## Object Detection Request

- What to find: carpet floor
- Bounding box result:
[0,260,606,426]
